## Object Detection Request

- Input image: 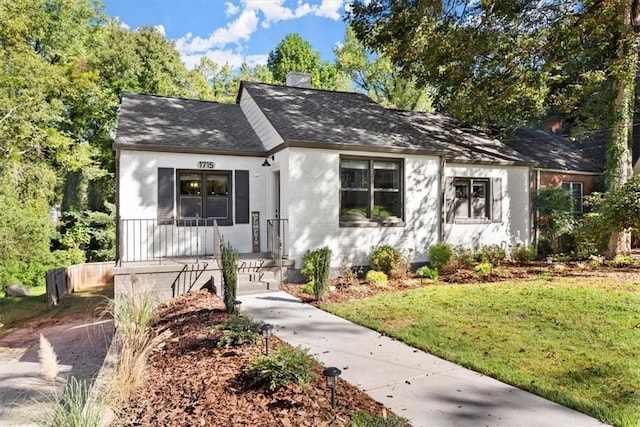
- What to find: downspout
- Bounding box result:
[438,156,446,243]
[115,148,121,266]
[534,169,540,249]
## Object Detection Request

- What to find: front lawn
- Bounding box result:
[324,276,640,427]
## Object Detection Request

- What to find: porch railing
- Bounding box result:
[267,218,288,260]
[118,218,220,263]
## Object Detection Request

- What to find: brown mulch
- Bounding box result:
[119,290,389,426]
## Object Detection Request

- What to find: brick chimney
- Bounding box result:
[543,118,563,134]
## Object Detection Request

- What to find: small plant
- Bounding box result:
[366,270,388,287]
[478,244,506,265]
[350,410,411,427]
[300,282,314,294]
[370,245,404,276]
[510,244,536,264]
[213,315,263,348]
[37,377,106,427]
[418,266,438,281]
[301,250,317,286]
[588,255,604,268]
[242,345,317,392]
[429,242,453,269]
[221,243,239,314]
[610,254,637,267]
[474,262,492,276]
[312,247,332,301]
[338,255,360,285]
[452,245,475,269]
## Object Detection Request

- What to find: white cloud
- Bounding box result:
[314,0,344,20]
[225,1,240,15]
[154,24,166,36]
[115,17,130,30]
[175,10,259,53]
[181,50,268,70]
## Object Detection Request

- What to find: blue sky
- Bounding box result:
[101,0,351,69]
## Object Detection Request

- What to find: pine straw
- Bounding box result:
[119,291,390,426]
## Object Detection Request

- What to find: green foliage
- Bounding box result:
[610,254,636,268]
[300,283,314,295]
[537,185,578,254]
[510,245,536,264]
[38,377,106,427]
[350,411,411,427]
[474,262,492,276]
[478,244,506,265]
[591,175,640,233]
[370,245,403,276]
[452,245,475,269]
[428,243,453,269]
[418,266,439,281]
[312,247,332,301]
[242,345,317,392]
[301,250,317,285]
[213,315,263,348]
[221,243,238,314]
[366,270,388,287]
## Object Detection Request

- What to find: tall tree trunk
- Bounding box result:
[606,0,639,258]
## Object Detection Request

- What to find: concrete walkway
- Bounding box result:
[241,291,608,427]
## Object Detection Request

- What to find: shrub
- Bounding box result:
[610,254,637,267]
[474,262,492,276]
[301,250,317,285]
[311,247,332,301]
[350,411,411,427]
[38,377,106,427]
[418,266,438,280]
[429,243,453,269]
[243,345,317,392]
[300,283,314,294]
[370,245,404,276]
[221,243,239,314]
[510,245,536,264]
[366,270,388,287]
[452,245,475,269]
[478,244,506,265]
[213,316,263,348]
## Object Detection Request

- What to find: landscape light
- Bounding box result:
[261,323,273,355]
[322,367,342,410]
[233,300,242,316]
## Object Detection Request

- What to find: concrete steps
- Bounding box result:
[234,257,294,295]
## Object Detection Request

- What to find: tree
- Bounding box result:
[334,27,432,111]
[267,33,337,89]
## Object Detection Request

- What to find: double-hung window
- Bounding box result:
[340,157,403,225]
[446,177,502,223]
[177,171,232,225]
[561,182,583,214]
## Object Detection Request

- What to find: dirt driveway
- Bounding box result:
[0,309,114,426]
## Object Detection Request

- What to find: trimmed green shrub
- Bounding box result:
[510,245,536,264]
[366,270,388,287]
[350,411,411,427]
[370,245,404,276]
[213,315,263,348]
[311,247,332,301]
[301,250,317,285]
[300,283,314,295]
[474,262,492,276]
[452,245,475,269]
[610,254,636,267]
[418,266,438,280]
[221,243,239,314]
[429,243,453,269]
[243,345,317,392]
[478,244,506,265]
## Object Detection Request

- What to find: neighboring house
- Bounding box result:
[507,127,605,215]
[114,79,534,277]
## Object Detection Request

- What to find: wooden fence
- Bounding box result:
[46,262,114,306]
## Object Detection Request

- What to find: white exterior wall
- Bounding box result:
[282,147,441,267]
[238,88,284,151]
[443,163,530,248]
[118,150,271,258]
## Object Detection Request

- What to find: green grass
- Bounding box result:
[324,277,640,427]
[0,284,113,337]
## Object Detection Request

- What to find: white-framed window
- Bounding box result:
[446,177,502,223]
[340,157,404,225]
[561,181,583,213]
[177,170,233,225]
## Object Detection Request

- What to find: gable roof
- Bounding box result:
[506,128,603,173]
[241,82,533,165]
[114,92,265,155]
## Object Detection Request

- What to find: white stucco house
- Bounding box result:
[114,78,533,277]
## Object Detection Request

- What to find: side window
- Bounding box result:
[447,177,501,223]
[561,182,583,214]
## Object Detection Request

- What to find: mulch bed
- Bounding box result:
[119,290,389,426]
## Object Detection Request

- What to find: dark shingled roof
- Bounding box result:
[242,82,533,165]
[114,92,265,154]
[507,128,603,173]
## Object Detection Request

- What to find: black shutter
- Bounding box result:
[157,168,174,224]
[235,170,250,224]
[445,177,455,223]
[492,177,502,223]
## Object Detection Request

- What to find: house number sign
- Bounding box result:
[198,161,216,169]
